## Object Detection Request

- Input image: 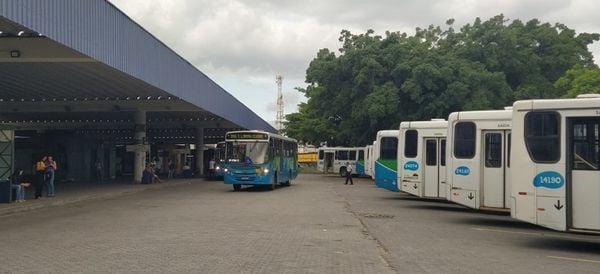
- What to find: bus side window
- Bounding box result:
[405,130,418,158]
[454,122,476,159]
[524,112,560,163]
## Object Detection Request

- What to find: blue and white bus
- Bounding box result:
[223,130,298,191]
[374,130,400,192]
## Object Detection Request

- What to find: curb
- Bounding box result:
[0,180,193,218]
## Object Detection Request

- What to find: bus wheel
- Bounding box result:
[233,184,242,191]
[269,174,277,190]
[339,167,348,177]
[283,170,292,186]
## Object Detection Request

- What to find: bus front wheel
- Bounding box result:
[269,174,277,190]
[233,184,242,191]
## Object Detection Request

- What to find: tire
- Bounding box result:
[269,174,277,190]
[340,167,348,177]
[233,184,242,191]
[283,169,292,186]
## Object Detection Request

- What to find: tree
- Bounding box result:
[284,15,599,146]
[555,65,600,98]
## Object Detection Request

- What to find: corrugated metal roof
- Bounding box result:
[0,0,275,132]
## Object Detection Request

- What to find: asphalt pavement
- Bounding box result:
[1,174,599,273]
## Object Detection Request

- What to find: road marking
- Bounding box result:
[547,256,600,264]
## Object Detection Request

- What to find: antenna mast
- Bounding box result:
[275,75,284,134]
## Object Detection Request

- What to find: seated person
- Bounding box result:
[141,165,154,184]
[11,169,29,202]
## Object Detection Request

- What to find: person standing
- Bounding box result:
[44,155,57,197]
[208,158,216,179]
[344,162,354,185]
[34,157,46,199]
[167,159,175,179]
[95,159,103,181]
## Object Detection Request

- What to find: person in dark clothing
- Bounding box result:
[344,162,354,185]
[10,169,29,202]
[34,157,46,199]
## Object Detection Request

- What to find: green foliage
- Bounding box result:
[555,65,600,97]
[285,15,599,146]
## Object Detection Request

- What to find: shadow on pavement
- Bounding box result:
[451,216,540,230]
[383,195,453,204]
[519,237,600,255]
[401,203,475,213]
[229,184,294,192]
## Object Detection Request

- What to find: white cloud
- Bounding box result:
[109,0,600,122]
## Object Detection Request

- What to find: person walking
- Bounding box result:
[344,162,354,185]
[34,156,46,199]
[44,155,57,197]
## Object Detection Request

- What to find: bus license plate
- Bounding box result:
[241,177,249,180]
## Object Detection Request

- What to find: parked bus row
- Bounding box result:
[364,95,600,234]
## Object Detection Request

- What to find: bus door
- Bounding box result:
[325,152,334,173]
[482,130,510,208]
[569,118,600,230]
[423,138,446,197]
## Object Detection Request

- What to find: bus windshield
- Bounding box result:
[226,141,269,165]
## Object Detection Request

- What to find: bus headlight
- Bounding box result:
[263,168,269,175]
[216,166,221,170]
[224,168,229,173]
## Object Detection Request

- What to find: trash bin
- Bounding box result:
[0,179,11,203]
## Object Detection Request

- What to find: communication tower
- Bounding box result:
[275,75,284,133]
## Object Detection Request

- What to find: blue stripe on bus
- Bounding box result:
[356,162,365,176]
[374,161,399,192]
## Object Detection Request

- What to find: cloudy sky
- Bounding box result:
[109,0,600,125]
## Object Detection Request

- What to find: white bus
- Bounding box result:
[447,109,512,211]
[511,95,600,233]
[399,119,448,198]
[317,147,365,176]
[365,145,374,178]
[374,130,400,192]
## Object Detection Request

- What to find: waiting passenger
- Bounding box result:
[167,159,175,179]
[44,155,58,197]
[34,157,46,199]
[10,169,29,202]
[141,165,154,184]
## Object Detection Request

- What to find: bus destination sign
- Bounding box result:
[226,132,268,140]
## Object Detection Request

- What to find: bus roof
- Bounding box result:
[225,130,297,143]
[318,146,365,151]
[513,96,600,111]
[448,109,512,122]
[400,120,447,130]
[376,130,399,138]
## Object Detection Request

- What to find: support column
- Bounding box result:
[196,127,205,177]
[133,111,147,183]
[108,143,117,180]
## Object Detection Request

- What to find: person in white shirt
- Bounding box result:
[208,158,216,179]
[344,162,353,185]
